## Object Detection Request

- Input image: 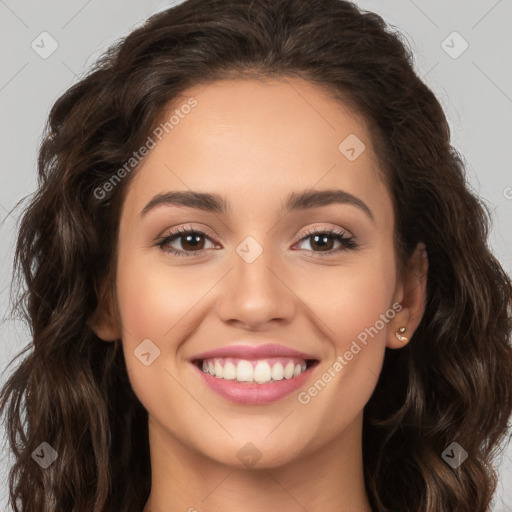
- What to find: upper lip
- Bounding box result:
[191,343,319,361]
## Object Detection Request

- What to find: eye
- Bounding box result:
[156,225,357,258]
[293,227,357,256]
[156,225,217,257]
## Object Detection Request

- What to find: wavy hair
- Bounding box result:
[1,0,511,510]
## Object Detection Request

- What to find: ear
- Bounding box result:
[387,241,428,349]
[87,280,121,342]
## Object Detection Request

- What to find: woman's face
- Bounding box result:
[106,77,417,468]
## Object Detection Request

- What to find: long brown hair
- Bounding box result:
[1,1,511,510]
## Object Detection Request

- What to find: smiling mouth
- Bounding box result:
[192,357,319,384]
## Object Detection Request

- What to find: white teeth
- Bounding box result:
[236,360,254,382]
[253,361,272,383]
[201,358,311,383]
[271,363,284,381]
[222,361,237,380]
[284,362,295,379]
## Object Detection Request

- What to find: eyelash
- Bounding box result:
[156,225,357,258]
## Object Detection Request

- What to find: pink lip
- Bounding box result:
[190,343,319,361]
[189,342,320,405]
[191,362,318,404]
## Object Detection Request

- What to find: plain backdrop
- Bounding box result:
[1,0,511,510]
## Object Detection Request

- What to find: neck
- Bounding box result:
[142,413,372,512]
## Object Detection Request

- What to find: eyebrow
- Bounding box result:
[140,188,374,222]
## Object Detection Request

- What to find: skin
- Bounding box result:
[90,77,428,512]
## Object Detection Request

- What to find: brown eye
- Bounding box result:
[156,227,216,257]
[295,228,357,255]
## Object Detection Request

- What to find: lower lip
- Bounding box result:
[191,362,317,404]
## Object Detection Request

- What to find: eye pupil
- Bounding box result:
[182,233,204,250]
[311,234,334,251]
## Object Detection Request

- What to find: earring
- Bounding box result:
[395,327,408,343]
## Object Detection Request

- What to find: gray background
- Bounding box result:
[0,0,511,510]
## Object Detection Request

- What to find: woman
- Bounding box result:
[1,0,511,511]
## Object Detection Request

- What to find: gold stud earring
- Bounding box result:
[395,327,408,343]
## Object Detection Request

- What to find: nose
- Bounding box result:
[214,241,296,330]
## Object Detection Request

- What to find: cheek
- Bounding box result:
[116,252,206,343]
[114,251,205,399]
[115,252,206,420]
[336,271,393,343]
[292,251,397,444]
[301,248,397,347]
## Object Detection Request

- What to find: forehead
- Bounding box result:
[123,77,391,223]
